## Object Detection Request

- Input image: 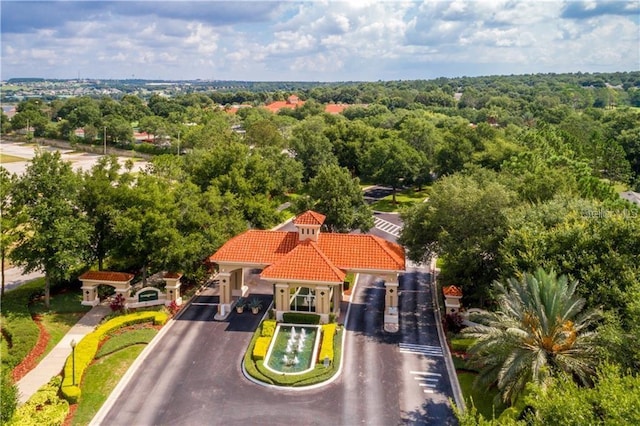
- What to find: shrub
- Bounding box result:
[261,320,276,337]
[252,336,271,361]
[444,313,464,334]
[1,367,18,423]
[8,376,69,426]
[60,311,167,401]
[451,337,476,352]
[318,324,337,364]
[109,293,127,312]
[282,312,320,325]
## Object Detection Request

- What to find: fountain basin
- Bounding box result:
[264,324,321,375]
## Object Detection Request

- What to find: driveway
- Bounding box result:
[94,269,456,425]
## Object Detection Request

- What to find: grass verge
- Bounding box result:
[0,154,27,163]
[457,371,504,420]
[72,345,147,425]
[371,188,429,212]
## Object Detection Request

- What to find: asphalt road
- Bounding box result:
[97,265,455,425]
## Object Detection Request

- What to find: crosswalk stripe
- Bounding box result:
[373,217,401,237]
[410,371,441,376]
[399,343,443,357]
[423,389,434,394]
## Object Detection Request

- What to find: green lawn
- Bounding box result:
[72,345,147,425]
[370,188,429,212]
[457,371,505,420]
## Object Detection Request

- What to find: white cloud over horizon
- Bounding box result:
[1,0,638,81]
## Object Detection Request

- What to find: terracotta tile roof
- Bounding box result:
[316,233,405,271]
[324,104,349,114]
[163,272,182,279]
[293,210,326,225]
[208,230,299,264]
[79,271,134,282]
[443,285,463,297]
[261,241,345,283]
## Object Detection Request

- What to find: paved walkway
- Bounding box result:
[3,266,45,292]
[17,305,111,403]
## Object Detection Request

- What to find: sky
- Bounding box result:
[1,0,639,82]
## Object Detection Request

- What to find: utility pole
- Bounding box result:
[103,126,107,155]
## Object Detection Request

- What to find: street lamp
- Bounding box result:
[70,339,77,385]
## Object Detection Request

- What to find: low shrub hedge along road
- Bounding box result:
[61,311,168,402]
[244,320,342,387]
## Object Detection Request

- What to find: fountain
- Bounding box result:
[265,324,321,375]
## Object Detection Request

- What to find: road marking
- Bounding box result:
[400,343,443,357]
[191,302,218,306]
[374,217,401,237]
[410,371,441,376]
[423,389,435,394]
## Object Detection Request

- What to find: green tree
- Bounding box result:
[361,136,422,203]
[400,170,516,303]
[299,164,373,232]
[464,269,601,405]
[245,119,285,149]
[10,151,91,307]
[80,156,133,271]
[290,116,337,181]
[0,167,17,296]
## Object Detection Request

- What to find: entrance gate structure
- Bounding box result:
[209,211,405,324]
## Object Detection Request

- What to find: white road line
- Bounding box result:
[410,371,442,376]
[400,343,444,357]
[373,217,401,237]
[423,389,435,394]
[190,302,218,306]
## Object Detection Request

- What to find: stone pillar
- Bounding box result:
[165,278,182,306]
[316,286,330,322]
[231,268,247,296]
[81,285,99,306]
[384,279,399,325]
[275,283,290,321]
[332,284,341,316]
[217,272,232,316]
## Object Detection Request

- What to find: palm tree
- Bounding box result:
[464,268,601,405]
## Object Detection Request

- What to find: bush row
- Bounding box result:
[261,320,276,337]
[95,328,157,358]
[318,323,337,364]
[0,280,44,370]
[282,312,320,325]
[8,376,68,426]
[252,337,271,361]
[61,311,167,402]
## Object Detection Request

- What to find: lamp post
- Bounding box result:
[70,339,76,385]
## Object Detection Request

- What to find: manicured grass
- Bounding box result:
[0,154,27,163]
[371,188,429,212]
[72,345,147,426]
[96,328,156,358]
[457,371,504,419]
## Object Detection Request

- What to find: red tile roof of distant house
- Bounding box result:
[209,210,405,283]
[79,271,135,282]
[443,285,463,297]
[324,104,350,114]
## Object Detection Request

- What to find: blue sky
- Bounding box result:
[1,0,638,81]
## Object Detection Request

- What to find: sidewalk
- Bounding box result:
[16,305,111,403]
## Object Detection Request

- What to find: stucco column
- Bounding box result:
[275,283,290,321]
[81,285,98,306]
[384,279,399,325]
[218,272,232,306]
[316,286,330,315]
[332,284,341,315]
[165,278,182,306]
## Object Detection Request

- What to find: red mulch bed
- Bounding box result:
[62,403,78,426]
[12,314,51,382]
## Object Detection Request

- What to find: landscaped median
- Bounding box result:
[244,314,343,387]
[60,310,168,402]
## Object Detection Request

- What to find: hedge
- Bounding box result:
[451,337,476,352]
[252,337,271,361]
[318,323,337,364]
[0,280,44,370]
[261,320,276,337]
[61,311,167,402]
[282,312,320,325]
[8,376,68,426]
